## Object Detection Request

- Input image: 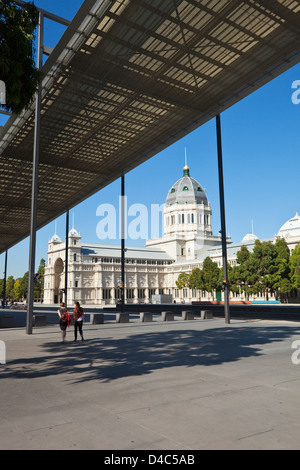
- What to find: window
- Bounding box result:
[183,186,189,191]
[75,281,78,288]
[103,289,111,300]
[138,289,145,299]
[171,188,175,193]
[126,289,134,299]
[73,254,77,262]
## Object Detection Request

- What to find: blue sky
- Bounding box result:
[1,1,300,279]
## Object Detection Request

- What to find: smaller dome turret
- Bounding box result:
[277,212,300,239]
[50,222,62,243]
[69,227,79,237]
[69,213,81,238]
[242,233,258,243]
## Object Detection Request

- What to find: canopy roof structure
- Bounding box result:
[0,0,299,254]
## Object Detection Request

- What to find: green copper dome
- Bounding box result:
[166,166,208,206]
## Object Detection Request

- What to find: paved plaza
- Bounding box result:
[1,315,300,450]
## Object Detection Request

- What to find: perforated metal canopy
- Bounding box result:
[0,0,299,254]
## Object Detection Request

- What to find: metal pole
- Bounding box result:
[64,210,69,309]
[26,12,44,335]
[216,114,230,324]
[121,175,125,312]
[2,250,7,309]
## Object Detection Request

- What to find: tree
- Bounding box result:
[6,275,15,299]
[14,278,22,299]
[202,257,220,300]
[0,0,43,113]
[176,272,189,290]
[279,278,292,303]
[19,271,29,299]
[272,237,290,292]
[0,278,4,299]
[188,268,204,291]
[233,238,292,301]
[290,244,300,289]
[33,258,45,301]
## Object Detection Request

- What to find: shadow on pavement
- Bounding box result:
[2,324,300,384]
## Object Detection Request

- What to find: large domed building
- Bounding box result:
[146,163,229,261]
[43,163,300,305]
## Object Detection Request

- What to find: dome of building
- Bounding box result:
[50,222,62,243]
[242,232,258,243]
[51,233,62,243]
[69,227,79,237]
[166,165,208,206]
[277,212,300,239]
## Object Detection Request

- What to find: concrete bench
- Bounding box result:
[33,315,47,327]
[182,310,194,320]
[0,315,13,328]
[116,313,130,323]
[140,312,152,322]
[161,311,174,321]
[201,310,213,320]
[90,313,104,324]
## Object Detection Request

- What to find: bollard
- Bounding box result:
[201,310,213,320]
[140,312,152,322]
[0,315,13,328]
[161,311,174,321]
[182,311,194,320]
[91,313,104,324]
[116,313,130,323]
[33,315,46,327]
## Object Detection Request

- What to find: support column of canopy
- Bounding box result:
[216,114,230,325]
[64,210,69,309]
[26,11,44,335]
[120,175,125,312]
[2,250,7,308]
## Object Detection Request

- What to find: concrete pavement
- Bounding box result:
[1,316,300,450]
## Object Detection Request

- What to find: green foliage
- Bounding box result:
[188,268,204,291]
[176,272,189,290]
[34,258,45,300]
[289,245,300,289]
[0,0,43,113]
[202,257,220,296]
[5,275,15,298]
[174,239,299,301]
[0,258,45,301]
[176,258,221,299]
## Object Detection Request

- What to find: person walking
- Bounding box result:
[73,301,85,341]
[57,302,70,342]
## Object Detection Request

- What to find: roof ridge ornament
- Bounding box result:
[183,148,190,176]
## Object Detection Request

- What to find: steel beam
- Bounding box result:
[216,114,230,324]
[2,251,7,309]
[64,210,69,309]
[121,175,125,312]
[26,12,44,335]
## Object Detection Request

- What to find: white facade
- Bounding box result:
[43,165,300,305]
[44,229,174,306]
